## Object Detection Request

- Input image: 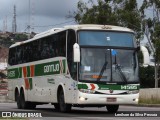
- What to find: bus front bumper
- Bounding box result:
[77,92,139,105]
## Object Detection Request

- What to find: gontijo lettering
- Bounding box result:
[44,64,59,73]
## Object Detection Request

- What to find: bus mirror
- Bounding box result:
[140,46,150,66]
[73,43,80,62]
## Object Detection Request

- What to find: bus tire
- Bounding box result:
[58,89,71,112]
[106,105,119,113]
[52,103,60,110]
[15,91,21,109]
[19,89,36,109]
[27,102,36,109]
[20,90,28,109]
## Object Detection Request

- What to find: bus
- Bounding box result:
[7,24,147,113]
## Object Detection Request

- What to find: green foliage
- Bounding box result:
[14,34,28,42]
[139,66,155,88]
[75,0,118,25]
[140,0,160,59]
[0,37,14,48]
[0,33,28,48]
[74,0,143,40]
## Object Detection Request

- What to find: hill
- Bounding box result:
[0,32,29,48]
[0,32,32,64]
[0,45,8,62]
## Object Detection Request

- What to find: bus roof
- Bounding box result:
[9,24,134,48]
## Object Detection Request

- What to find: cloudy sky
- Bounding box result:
[0,0,153,34]
[0,0,85,33]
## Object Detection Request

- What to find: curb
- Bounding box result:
[123,104,160,107]
[137,104,160,107]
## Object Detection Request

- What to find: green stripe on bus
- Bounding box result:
[78,84,88,89]
[8,60,67,79]
[8,68,19,79]
[78,84,139,90]
[98,84,139,90]
[34,61,60,76]
[62,60,66,73]
[18,67,22,78]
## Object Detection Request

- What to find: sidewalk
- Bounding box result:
[0,95,14,103]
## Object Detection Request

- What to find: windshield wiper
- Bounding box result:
[97,61,108,82]
[115,64,127,83]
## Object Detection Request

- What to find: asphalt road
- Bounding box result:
[0,103,160,120]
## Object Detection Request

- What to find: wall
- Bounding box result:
[139,88,160,104]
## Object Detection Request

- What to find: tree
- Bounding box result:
[74,0,143,40]
[140,0,160,87]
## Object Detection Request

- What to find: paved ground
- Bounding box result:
[0,103,160,120]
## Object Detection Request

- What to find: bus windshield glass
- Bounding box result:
[79,30,138,83]
[79,31,135,47]
[79,48,139,83]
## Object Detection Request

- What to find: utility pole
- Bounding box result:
[12,5,17,33]
[26,0,31,39]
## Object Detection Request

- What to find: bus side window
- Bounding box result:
[32,40,38,61]
[40,37,50,59]
[9,48,16,65]
[52,34,58,57]
[67,30,77,80]
[16,46,23,64]
[23,45,29,63]
[58,31,66,57]
[48,43,54,58]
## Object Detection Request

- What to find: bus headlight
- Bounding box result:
[128,90,139,94]
[79,89,95,94]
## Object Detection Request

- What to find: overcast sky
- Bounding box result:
[0,0,153,34]
[0,0,85,33]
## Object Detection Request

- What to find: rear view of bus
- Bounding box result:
[75,25,139,113]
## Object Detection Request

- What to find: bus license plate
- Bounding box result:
[107,97,117,102]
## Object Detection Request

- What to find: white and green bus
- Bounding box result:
[8,24,146,113]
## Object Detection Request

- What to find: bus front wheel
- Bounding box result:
[58,89,71,112]
[52,103,60,110]
[106,105,119,113]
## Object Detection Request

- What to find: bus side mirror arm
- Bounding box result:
[136,46,140,51]
[73,43,80,62]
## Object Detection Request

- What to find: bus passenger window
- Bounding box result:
[9,48,16,65]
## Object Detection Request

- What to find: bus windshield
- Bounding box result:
[79,31,135,47]
[79,48,139,83]
[79,31,139,83]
